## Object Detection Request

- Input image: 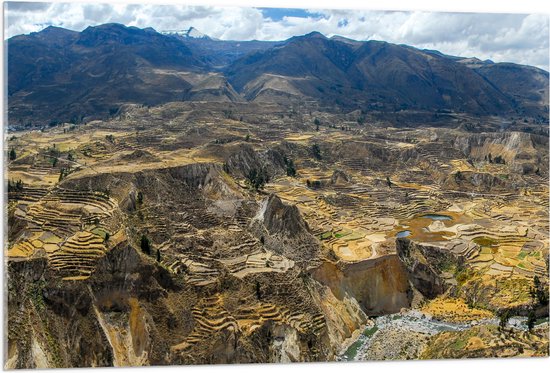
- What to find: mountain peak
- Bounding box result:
[31,25,77,37]
[40,25,67,33]
[284,31,327,44]
[25,25,79,45]
[187,27,205,38]
[304,31,326,39]
[161,27,210,39]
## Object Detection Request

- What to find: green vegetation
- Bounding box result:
[306,179,322,189]
[319,231,332,240]
[343,325,379,360]
[156,249,161,262]
[28,279,46,312]
[7,179,23,192]
[311,144,322,160]
[47,146,61,158]
[527,309,536,332]
[485,153,506,164]
[255,281,262,300]
[494,155,505,164]
[105,134,115,143]
[334,232,349,239]
[517,251,528,260]
[450,338,467,351]
[498,309,511,330]
[473,236,499,248]
[284,157,297,177]
[140,234,151,255]
[246,167,269,191]
[70,114,84,125]
[530,276,549,306]
[362,325,379,337]
[435,258,456,273]
[455,263,474,286]
[9,148,16,161]
[222,162,230,173]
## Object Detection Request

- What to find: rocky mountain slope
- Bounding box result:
[7,23,549,127]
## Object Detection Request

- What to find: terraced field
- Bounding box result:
[5,101,549,367]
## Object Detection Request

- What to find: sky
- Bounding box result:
[4,1,550,70]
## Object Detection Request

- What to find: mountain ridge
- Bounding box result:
[7,23,549,128]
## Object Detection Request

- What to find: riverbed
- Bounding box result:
[338,310,548,361]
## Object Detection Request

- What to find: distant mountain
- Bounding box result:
[160,26,282,68]
[468,62,549,117]
[225,33,548,117]
[8,23,208,125]
[6,24,549,127]
[161,27,211,39]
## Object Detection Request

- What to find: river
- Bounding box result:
[338,310,548,361]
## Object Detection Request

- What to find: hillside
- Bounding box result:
[6,23,549,127]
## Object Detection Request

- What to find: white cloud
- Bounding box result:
[4,1,549,70]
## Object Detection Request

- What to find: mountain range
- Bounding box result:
[7,23,549,127]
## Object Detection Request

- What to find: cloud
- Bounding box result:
[4,1,549,70]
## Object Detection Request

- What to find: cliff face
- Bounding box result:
[224,145,286,180]
[395,238,456,299]
[252,194,320,265]
[262,194,310,238]
[453,131,548,175]
[312,256,411,316]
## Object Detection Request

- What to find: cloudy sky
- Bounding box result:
[4,1,550,70]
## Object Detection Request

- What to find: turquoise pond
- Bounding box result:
[396,230,411,238]
[421,214,452,221]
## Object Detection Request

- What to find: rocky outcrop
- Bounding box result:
[6,256,114,369]
[330,170,351,185]
[443,170,509,192]
[308,278,367,351]
[396,238,456,299]
[186,74,244,103]
[453,131,548,175]
[262,194,310,238]
[120,149,159,163]
[224,144,286,180]
[253,194,320,265]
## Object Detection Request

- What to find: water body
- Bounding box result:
[340,311,478,361]
[421,214,453,221]
[396,230,411,238]
[339,311,544,361]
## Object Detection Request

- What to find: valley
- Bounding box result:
[6,99,549,367]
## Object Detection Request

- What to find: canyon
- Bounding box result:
[5,23,549,367]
